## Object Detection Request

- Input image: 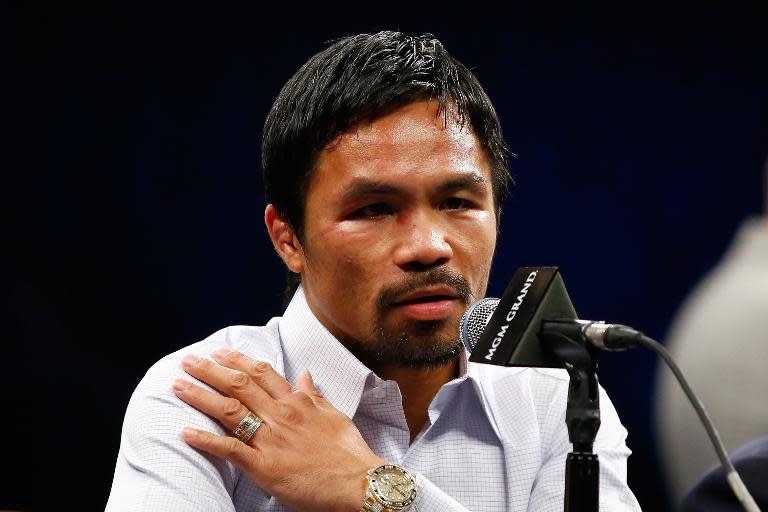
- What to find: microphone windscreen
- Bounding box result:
[460,297,500,353]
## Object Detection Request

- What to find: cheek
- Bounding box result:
[305,229,385,297]
[303,235,388,340]
[455,219,496,291]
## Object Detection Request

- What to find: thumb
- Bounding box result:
[296,369,327,403]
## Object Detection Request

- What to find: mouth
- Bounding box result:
[391,285,460,305]
[389,287,461,321]
[393,294,458,305]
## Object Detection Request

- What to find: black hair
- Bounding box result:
[261,31,511,301]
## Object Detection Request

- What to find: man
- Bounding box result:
[656,157,768,505]
[107,31,640,511]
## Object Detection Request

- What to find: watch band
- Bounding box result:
[361,487,386,512]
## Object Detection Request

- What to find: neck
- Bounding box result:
[367,358,460,444]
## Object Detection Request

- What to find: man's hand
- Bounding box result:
[172,348,387,512]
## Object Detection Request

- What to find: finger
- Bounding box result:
[181,427,263,472]
[211,348,293,399]
[295,369,329,407]
[172,378,255,434]
[181,354,274,414]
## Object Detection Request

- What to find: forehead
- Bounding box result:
[309,100,490,191]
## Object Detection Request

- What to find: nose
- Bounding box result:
[392,213,453,271]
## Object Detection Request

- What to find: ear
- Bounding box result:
[264,204,305,274]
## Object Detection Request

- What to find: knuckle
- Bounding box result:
[229,370,249,389]
[292,391,314,406]
[221,397,242,418]
[196,430,213,447]
[277,403,302,423]
[224,437,241,458]
[249,360,272,377]
[222,350,240,364]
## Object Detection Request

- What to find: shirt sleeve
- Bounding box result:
[527,382,642,512]
[105,354,241,512]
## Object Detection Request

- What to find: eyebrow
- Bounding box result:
[340,172,488,203]
[339,180,402,203]
[436,172,488,195]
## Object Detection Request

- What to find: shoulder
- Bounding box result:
[141,323,284,390]
[168,322,283,368]
[124,322,286,432]
[108,324,281,510]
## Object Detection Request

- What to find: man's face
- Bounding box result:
[297,100,498,367]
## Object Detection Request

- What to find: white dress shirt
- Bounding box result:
[106,287,641,511]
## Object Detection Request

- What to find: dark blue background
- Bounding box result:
[5,4,766,510]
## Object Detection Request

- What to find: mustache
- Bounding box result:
[376,268,474,311]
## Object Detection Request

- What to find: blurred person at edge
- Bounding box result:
[106,32,641,511]
[657,156,768,506]
[682,436,768,511]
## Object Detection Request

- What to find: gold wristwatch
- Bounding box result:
[361,464,417,512]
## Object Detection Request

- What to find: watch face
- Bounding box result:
[370,465,416,507]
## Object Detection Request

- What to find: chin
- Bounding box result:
[338,318,461,368]
[385,324,462,359]
[408,315,465,341]
[386,336,463,369]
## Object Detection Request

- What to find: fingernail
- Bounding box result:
[172,379,189,392]
[181,427,198,440]
[182,354,200,367]
[213,347,231,358]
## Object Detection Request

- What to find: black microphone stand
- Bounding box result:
[541,329,601,512]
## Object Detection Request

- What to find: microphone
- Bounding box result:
[459,266,763,511]
[460,266,645,367]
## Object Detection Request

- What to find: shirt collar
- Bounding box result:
[277,286,486,424]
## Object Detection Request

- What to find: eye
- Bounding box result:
[441,197,472,210]
[351,203,393,218]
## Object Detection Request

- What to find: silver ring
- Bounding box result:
[232,411,263,443]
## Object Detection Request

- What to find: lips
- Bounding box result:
[390,286,460,306]
[389,286,460,321]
